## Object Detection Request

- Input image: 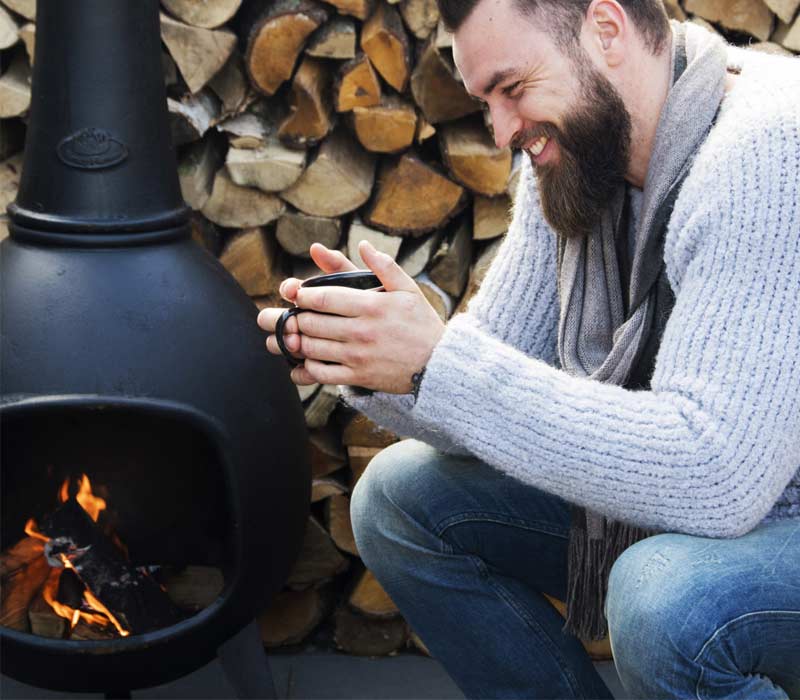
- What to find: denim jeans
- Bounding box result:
[350,439,800,700]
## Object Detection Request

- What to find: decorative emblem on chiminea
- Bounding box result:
[0,0,310,693]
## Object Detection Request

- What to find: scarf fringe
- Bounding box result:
[564,516,652,641]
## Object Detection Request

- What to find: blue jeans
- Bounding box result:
[350,439,800,699]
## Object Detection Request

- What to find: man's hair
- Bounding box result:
[438,0,670,55]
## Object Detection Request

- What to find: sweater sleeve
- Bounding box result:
[407,109,800,538]
[339,158,560,447]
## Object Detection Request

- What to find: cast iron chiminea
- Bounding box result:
[0,0,310,692]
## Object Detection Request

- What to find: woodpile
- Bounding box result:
[2,0,798,658]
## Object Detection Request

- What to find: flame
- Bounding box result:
[59,474,106,523]
[41,568,108,631]
[24,518,50,543]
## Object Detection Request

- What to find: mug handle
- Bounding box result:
[275,307,309,367]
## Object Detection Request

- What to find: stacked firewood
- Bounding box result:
[1,0,799,657]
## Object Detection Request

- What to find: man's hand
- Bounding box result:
[256,241,445,394]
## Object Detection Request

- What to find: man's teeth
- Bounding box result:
[529,136,548,156]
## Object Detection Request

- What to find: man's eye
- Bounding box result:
[502,81,522,97]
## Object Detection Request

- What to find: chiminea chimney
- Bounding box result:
[1,0,310,692]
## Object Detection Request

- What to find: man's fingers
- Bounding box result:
[290,365,318,385]
[257,307,299,334]
[358,240,418,293]
[309,243,358,274]
[295,285,378,317]
[266,333,304,358]
[303,358,359,386]
[279,278,302,303]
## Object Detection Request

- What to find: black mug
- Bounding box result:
[275,270,383,367]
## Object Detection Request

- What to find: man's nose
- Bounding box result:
[488,102,521,150]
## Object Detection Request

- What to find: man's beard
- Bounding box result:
[513,56,632,239]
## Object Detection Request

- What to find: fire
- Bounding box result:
[22,474,130,637]
[60,474,106,523]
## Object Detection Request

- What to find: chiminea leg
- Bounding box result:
[219,620,278,699]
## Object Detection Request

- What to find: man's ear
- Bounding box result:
[582,0,627,68]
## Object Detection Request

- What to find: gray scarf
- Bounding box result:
[556,22,730,640]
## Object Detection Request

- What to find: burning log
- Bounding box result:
[40,498,181,635]
[163,566,225,612]
[0,536,49,632]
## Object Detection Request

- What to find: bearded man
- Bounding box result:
[257,0,800,696]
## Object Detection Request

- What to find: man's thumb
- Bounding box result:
[359,240,417,293]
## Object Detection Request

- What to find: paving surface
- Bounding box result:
[1,651,629,699]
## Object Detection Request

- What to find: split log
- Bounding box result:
[334,53,381,112]
[28,580,67,639]
[473,194,511,240]
[226,138,307,193]
[440,121,511,196]
[398,228,443,277]
[190,212,223,256]
[455,236,502,315]
[217,112,270,149]
[160,13,237,94]
[411,39,481,124]
[0,4,17,50]
[333,606,407,655]
[399,0,439,39]
[363,153,465,235]
[347,217,402,268]
[545,595,613,661]
[774,16,800,50]
[434,19,453,49]
[662,0,687,20]
[219,227,285,297]
[409,629,430,655]
[304,383,341,429]
[286,517,349,589]
[309,424,348,479]
[323,0,374,20]
[415,113,436,143]
[348,569,398,618]
[242,0,330,96]
[416,272,453,321]
[202,169,285,227]
[306,17,357,58]
[0,0,34,20]
[360,1,410,91]
[276,210,342,257]
[326,494,358,556]
[0,536,49,632]
[178,134,226,210]
[342,413,398,447]
[352,95,417,153]
[764,0,800,23]
[0,48,31,119]
[168,89,221,145]
[208,54,252,118]
[17,21,33,63]
[162,0,243,29]
[0,151,22,241]
[281,129,376,217]
[347,445,383,487]
[163,566,225,612]
[40,498,180,634]
[258,587,328,646]
[683,0,774,40]
[428,219,472,297]
[163,50,179,87]
[277,56,333,148]
[311,475,349,502]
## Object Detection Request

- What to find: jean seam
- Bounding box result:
[464,553,586,699]
[693,610,800,700]
[434,511,570,540]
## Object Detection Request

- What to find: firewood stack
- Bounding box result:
[1,0,798,657]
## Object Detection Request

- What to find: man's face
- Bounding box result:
[453,0,632,238]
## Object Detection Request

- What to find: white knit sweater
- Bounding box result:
[343,46,800,539]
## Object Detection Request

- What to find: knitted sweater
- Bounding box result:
[343,45,800,539]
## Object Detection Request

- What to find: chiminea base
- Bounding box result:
[2,621,278,700]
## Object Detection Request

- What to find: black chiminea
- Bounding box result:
[0,0,310,693]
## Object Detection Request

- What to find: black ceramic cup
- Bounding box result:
[275,270,382,367]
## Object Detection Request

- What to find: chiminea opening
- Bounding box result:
[2,399,236,644]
